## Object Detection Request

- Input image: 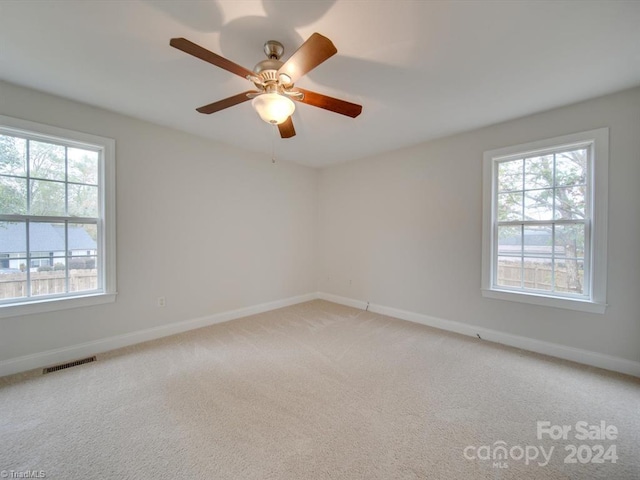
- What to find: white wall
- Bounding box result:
[2,80,638,374]
[0,80,318,363]
[318,86,640,364]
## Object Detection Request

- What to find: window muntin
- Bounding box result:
[0,117,115,312]
[482,128,608,313]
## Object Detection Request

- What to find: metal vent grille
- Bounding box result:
[43,356,96,374]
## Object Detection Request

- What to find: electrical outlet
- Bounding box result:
[157,296,166,307]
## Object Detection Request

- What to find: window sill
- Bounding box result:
[0,292,117,319]
[481,288,606,314]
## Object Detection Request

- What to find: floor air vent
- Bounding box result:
[43,356,96,374]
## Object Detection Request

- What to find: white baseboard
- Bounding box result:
[318,292,368,310]
[0,293,317,377]
[4,291,638,379]
[317,292,640,378]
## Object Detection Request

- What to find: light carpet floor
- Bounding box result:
[1,300,639,479]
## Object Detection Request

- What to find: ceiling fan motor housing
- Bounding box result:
[253,40,288,89]
[263,40,284,60]
[253,58,284,85]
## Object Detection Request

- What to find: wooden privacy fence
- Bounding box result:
[0,266,584,298]
[498,263,583,293]
[0,270,97,299]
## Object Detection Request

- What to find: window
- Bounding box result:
[0,115,116,317]
[482,129,608,313]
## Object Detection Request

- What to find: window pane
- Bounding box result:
[68,223,98,257]
[555,259,584,295]
[0,175,27,214]
[496,256,521,287]
[30,222,66,297]
[68,148,98,185]
[523,226,552,257]
[0,269,27,300]
[497,159,522,192]
[0,135,27,176]
[0,221,26,264]
[523,257,553,291]
[555,149,587,187]
[497,226,521,256]
[497,192,522,221]
[554,186,585,220]
[0,224,26,299]
[29,222,66,257]
[31,268,66,297]
[69,256,97,293]
[29,140,65,181]
[524,188,553,221]
[554,224,585,259]
[29,179,65,216]
[525,154,553,190]
[68,184,98,217]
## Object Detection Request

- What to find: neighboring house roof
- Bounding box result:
[0,223,96,254]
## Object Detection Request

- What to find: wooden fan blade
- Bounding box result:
[295,88,362,118]
[278,117,296,138]
[196,91,258,114]
[277,33,337,84]
[170,38,254,79]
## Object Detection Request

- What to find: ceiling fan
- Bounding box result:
[169,33,362,139]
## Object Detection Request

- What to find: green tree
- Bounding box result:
[1,135,98,216]
[0,134,27,214]
[27,140,66,216]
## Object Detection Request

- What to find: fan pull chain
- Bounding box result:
[271,124,277,164]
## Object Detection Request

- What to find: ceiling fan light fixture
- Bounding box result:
[252,93,295,125]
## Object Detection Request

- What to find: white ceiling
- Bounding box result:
[1,1,640,168]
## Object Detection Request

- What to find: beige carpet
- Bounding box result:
[1,300,638,479]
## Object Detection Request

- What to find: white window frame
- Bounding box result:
[481,128,608,313]
[0,115,116,318]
